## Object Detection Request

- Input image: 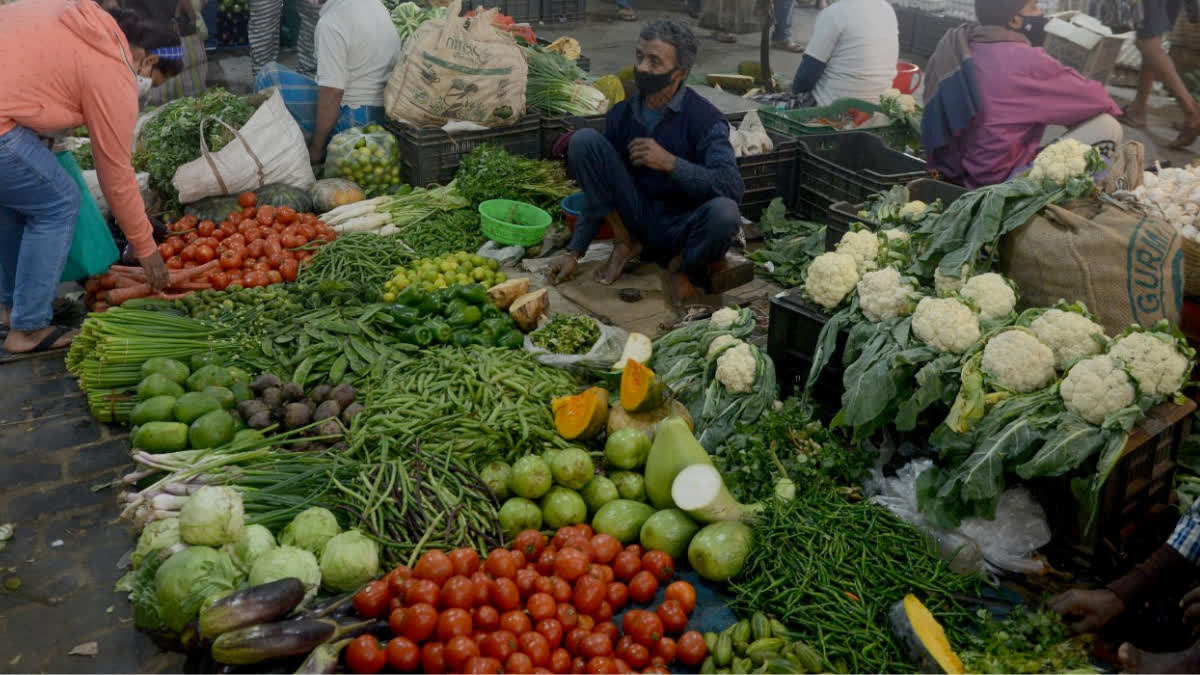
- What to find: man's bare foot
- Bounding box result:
[1119,106,1148,129]
[4,325,77,354]
[596,241,642,285]
[1170,116,1200,149]
[0,306,9,331]
[1119,643,1200,674]
[664,272,700,308]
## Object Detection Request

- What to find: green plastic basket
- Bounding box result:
[758,99,911,151]
[479,199,552,247]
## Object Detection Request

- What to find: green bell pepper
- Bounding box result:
[415,294,440,317]
[397,286,424,307]
[496,329,525,350]
[425,319,454,344]
[453,284,489,306]
[399,325,434,347]
[448,304,482,328]
[481,303,504,319]
[479,318,511,345]
[442,298,468,318]
[387,304,422,327]
[451,330,484,347]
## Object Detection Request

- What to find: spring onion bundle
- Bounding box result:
[525,47,609,117]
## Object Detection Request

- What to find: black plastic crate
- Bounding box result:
[384,115,542,187]
[767,288,844,411]
[895,5,917,53]
[535,37,591,72]
[788,132,927,223]
[541,0,586,23]
[461,0,538,23]
[912,12,969,58]
[825,178,966,250]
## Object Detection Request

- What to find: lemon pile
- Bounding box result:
[382,251,507,300]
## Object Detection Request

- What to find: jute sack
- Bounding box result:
[384,0,526,128]
[172,88,315,204]
[998,197,1184,335]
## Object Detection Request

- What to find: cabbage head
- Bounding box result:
[155,546,238,632]
[230,524,276,574]
[179,486,245,547]
[132,518,180,569]
[319,530,380,592]
[249,545,322,599]
[279,506,341,556]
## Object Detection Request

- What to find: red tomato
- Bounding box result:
[157,242,175,259]
[536,549,557,577]
[628,571,658,605]
[437,608,473,642]
[257,205,276,225]
[554,548,588,582]
[655,636,677,665]
[664,581,696,615]
[535,575,555,596]
[489,577,521,611]
[241,206,256,218]
[464,656,502,674]
[197,220,215,237]
[611,552,641,582]
[500,610,532,636]
[441,575,477,610]
[624,643,651,670]
[676,631,707,667]
[485,549,519,579]
[284,233,307,248]
[266,253,284,270]
[473,604,500,631]
[277,205,298,224]
[584,656,616,674]
[386,565,412,596]
[352,580,391,619]
[386,636,420,672]
[227,268,243,283]
[208,270,230,290]
[516,568,540,598]
[564,628,590,656]
[614,635,635,660]
[512,530,547,559]
[481,630,518,662]
[571,656,587,674]
[625,610,663,648]
[421,642,447,674]
[246,239,265,258]
[180,244,197,262]
[548,577,572,604]
[345,635,386,674]
[512,549,527,570]
[406,578,440,606]
[572,576,605,615]
[471,571,494,606]
[299,222,317,240]
[219,248,243,270]
[264,238,284,257]
[641,551,674,584]
[388,607,406,635]
[590,535,621,564]
[450,548,481,577]
[552,528,577,551]
[399,602,438,642]
[526,592,556,622]
[506,652,535,674]
[225,233,246,248]
[643,666,670,674]
[237,191,257,208]
[656,600,688,634]
[280,258,300,282]
[445,634,481,672]
[594,622,619,645]
[591,601,613,624]
[180,214,199,227]
[550,647,572,674]
[536,618,564,648]
[605,583,627,611]
[555,603,579,629]
[415,550,454,585]
[575,524,594,539]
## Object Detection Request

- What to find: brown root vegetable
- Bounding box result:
[487,277,531,310]
[237,400,269,421]
[317,420,343,438]
[310,384,332,404]
[327,384,356,410]
[250,374,282,395]
[261,387,283,411]
[329,441,347,453]
[247,411,273,430]
[314,400,341,422]
[280,382,305,403]
[284,402,314,430]
[509,289,550,332]
[340,403,364,426]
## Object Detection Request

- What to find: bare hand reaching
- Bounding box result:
[549,253,579,285]
[140,251,170,293]
[1048,588,1125,634]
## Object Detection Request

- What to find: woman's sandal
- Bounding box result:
[0,325,74,363]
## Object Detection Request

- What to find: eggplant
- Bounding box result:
[199,578,306,640]
[250,374,282,395]
[294,639,350,674]
[211,618,371,665]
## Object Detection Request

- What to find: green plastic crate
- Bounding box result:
[758,99,911,151]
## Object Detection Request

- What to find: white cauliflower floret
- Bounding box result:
[834,230,880,275]
[882,229,910,242]
[934,264,970,297]
[960,273,1017,320]
[898,94,917,114]
[716,342,757,394]
[1030,309,1107,369]
[881,88,901,100]
[1061,356,1136,425]
[898,201,928,220]
[1029,138,1095,185]
[857,267,916,322]
[912,297,980,354]
[707,335,741,361]
[804,252,860,310]
[709,307,740,330]
[1108,331,1191,399]
[981,329,1056,393]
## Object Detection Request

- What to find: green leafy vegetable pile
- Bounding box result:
[530,314,600,355]
[398,208,487,258]
[748,198,826,288]
[960,606,1097,674]
[453,145,576,216]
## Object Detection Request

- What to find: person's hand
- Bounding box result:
[1049,588,1125,634]
[1182,587,1200,627]
[140,251,170,293]
[628,138,676,173]
[548,253,579,285]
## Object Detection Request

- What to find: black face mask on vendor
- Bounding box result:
[635,68,677,96]
[1018,14,1049,47]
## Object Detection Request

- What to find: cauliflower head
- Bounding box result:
[707,334,741,361]
[882,228,910,242]
[1108,331,1191,399]
[898,94,917,114]
[857,267,916,322]
[805,252,860,310]
[1029,309,1107,369]
[960,273,1017,320]
[913,297,980,354]
[709,307,740,330]
[716,342,757,394]
[981,329,1056,393]
[898,201,928,221]
[1029,138,1095,186]
[881,88,902,101]
[934,264,970,297]
[834,230,880,275]
[1061,356,1136,425]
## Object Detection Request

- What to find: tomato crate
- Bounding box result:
[538,113,797,221]
[383,115,542,188]
[540,0,586,23]
[826,178,966,250]
[1033,400,1197,578]
[767,288,844,414]
[787,132,927,221]
[461,0,539,23]
[757,99,912,152]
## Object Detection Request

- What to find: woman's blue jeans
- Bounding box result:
[0,126,80,332]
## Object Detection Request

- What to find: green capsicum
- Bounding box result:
[451,330,484,347]
[399,325,433,347]
[386,304,422,326]
[414,294,440,317]
[442,298,468,318]
[447,304,482,328]
[453,284,489,306]
[479,318,511,345]
[397,286,424,307]
[481,303,504,319]
[425,319,454,344]
[496,330,525,350]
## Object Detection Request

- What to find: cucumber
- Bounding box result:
[130,395,177,426]
[133,421,190,452]
[174,392,223,424]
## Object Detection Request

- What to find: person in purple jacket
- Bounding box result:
[920,0,1123,188]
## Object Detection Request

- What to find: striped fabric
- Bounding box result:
[147,32,209,106]
[250,0,320,76]
[1168,499,1200,563]
[254,62,386,142]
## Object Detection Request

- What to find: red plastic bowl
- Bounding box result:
[562,193,613,240]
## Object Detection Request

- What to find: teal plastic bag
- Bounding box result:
[55,151,119,282]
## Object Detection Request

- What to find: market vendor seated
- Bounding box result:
[1050,498,1200,673]
[253,0,401,163]
[921,0,1123,188]
[547,20,744,305]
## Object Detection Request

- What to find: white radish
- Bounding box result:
[670,464,763,524]
[333,213,390,234]
[319,196,389,223]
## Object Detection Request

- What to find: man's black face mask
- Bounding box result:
[635,68,676,95]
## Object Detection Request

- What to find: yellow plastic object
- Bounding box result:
[593,75,626,107]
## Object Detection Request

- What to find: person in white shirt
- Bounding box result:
[253,0,401,161]
[790,0,899,107]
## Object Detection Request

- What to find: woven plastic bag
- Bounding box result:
[323,126,402,198]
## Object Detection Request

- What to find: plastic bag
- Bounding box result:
[868,459,1051,575]
[55,151,119,282]
[524,321,628,372]
[323,125,402,198]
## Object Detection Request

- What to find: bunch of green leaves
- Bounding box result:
[715,398,872,503]
[454,145,576,215]
[748,199,826,288]
[689,339,778,453]
[133,88,257,215]
[525,46,608,117]
[960,606,1097,674]
[398,208,486,258]
[390,2,445,42]
[299,231,416,289]
[530,314,600,355]
[860,184,942,226]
